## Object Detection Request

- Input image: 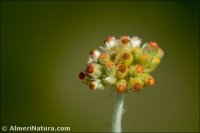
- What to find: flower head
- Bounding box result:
[79,35,164,93]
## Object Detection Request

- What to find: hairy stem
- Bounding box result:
[112,93,125,133]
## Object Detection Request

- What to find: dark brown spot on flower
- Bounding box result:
[119,64,126,73]
[147,77,155,86]
[133,82,143,91]
[89,82,96,90]
[122,53,130,60]
[149,41,158,48]
[87,64,94,74]
[121,38,130,44]
[136,64,144,73]
[79,72,85,80]
[117,85,126,93]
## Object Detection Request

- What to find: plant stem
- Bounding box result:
[112,93,125,133]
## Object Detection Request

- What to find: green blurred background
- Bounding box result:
[1,1,199,132]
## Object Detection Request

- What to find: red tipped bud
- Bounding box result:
[149,41,158,48]
[119,64,127,73]
[79,72,86,80]
[132,82,143,92]
[122,52,130,60]
[89,82,96,90]
[79,71,90,84]
[121,38,131,45]
[98,53,110,65]
[119,36,131,45]
[87,64,94,74]
[147,77,155,86]
[105,61,114,68]
[89,49,101,58]
[88,79,104,90]
[116,79,127,93]
[117,64,129,78]
[117,85,126,93]
[135,64,144,73]
[127,77,144,92]
[104,36,114,44]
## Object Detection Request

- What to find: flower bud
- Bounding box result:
[136,64,144,73]
[129,64,144,76]
[139,53,151,67]
[104,61,117,76]
[121,52,134,66]
[103,76,117,85]
[143,41,160,57]
[89,49,101,59]
[149,41,158,48]
[98,53,110,65]
[144,57,160,73]
[119,36,132,49]
[133,47,143,61]
[147,77,155,86]
[142,43,148,49]
[127,77,144,92]
[86,49,101,64]
[88,79,104,90]
[117,64,129,78]
[132,82,143,92]
[87,63,102,78]
[116,79,127,93]
[121,38,131,45]
[104,36,117,51]
[79,71,90,84]
[141,73,155,86]
[114,50,133,65]
[130,36,142,47]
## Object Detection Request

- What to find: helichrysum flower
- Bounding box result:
[79,35,164,93]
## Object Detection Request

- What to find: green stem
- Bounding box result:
[112,93,125,133]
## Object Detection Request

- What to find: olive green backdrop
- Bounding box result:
[1,1,199,132]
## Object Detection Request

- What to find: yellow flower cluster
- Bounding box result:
[79,36,164,93]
